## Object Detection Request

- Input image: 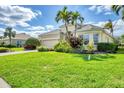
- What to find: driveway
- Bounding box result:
[0,50,37,56]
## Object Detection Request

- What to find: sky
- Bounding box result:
[0,5,123,37]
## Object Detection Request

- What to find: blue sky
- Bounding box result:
[0,5,123,37]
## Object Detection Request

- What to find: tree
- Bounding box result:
[71,11,84,37]
[0,36,3,40]
[112,5,124,20]
[121,34,124,43]
[25,37,41,47]
[4,27,16,45]
[104,20,114,36]
[55,6,72,40]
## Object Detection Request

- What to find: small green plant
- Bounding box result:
[54,40,73,53]
[37,46,49,52]
[87,42,94,60]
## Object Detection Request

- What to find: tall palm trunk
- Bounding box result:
[65,22,70,40]
[74,21,77,38]
[9,36,12,45]
[9,31,12,45]
[111,28,114,37]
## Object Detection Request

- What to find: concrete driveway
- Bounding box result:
[0,50,37,56]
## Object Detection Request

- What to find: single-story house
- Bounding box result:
[38,24,114,49]
[2,33,31,47]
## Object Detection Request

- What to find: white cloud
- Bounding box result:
[27,26,45,31]
[88,5,112,15]
[0,5,42,27]
[88,5,97,11]
[45,25,55,31]
[19,25,55,37]
[0,28,4,36]
[35,10,42,15]
[104,12,112,15]
[112,19,124,36]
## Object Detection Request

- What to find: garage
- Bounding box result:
[42,39,59,48]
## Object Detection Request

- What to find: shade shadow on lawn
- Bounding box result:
[74,54,115,61]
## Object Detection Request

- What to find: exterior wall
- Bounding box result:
[77,30,113,43]
[3,39,26,47]
[60,25,75,33]
[39,29,114,49]
[39,31,60,48]
[42,39,59,48]
[0,39,3,44]
[100,32,113,43]
[12,39,26,47]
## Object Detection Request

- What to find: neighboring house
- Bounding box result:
[38,24,114,49]
[2,33,31,47]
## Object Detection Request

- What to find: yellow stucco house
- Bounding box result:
[38,24,114,48]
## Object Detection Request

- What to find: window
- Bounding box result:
[93,33,99,45]
[83,34,89,45]
[17,41,20,44]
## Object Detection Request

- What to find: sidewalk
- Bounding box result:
[0,78,11,88]
[0,50,37,56]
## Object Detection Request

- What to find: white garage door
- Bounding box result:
[42,39,59,48]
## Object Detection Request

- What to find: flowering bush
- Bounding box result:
[24,45,36,50]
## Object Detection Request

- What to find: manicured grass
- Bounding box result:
[0,47,24,52]
[117,48,124,54]
[0,52,124,88]
[10,48,24,52]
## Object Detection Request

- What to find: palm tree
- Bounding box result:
[55,6,72,40]
[0,36,3,40]
[71,11,84,37]
[104,19,114,36]
[112,5,124,20]
[4,27,16,45]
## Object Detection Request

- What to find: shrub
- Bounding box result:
[25,38,41,47]
[48,48,54,51]
[5,44,16,48]
[97,43,118,53]
[54,40,73,53]
[87,42,94,54]
[24,45,36,50]
[69,36,83,48]
[0,47,9,53]
[37,46,49,52]
[0,42,5,47]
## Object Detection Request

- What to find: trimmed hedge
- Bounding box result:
[0,44,16,48]
[54,40,73,53]
[97,43,118,53]
[5,44,16,48]
[37,46,49,52]
[0,47,9,53]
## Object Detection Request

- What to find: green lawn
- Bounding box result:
[117,48,124,54]
[0,47,24,52]
[9,48,24,52]
[0,52,124,88]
